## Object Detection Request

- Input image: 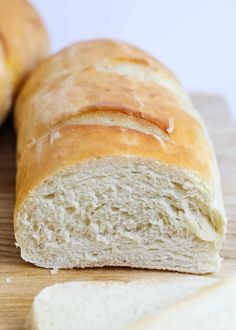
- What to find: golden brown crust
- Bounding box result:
[15,66,211,166]
[15,124,210,215]
[0,0,49,123]
[15,39,178,86]
[14,39,182,150]
[15,69,180,153]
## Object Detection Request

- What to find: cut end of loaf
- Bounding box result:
[15,157,223,273]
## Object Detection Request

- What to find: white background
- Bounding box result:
[32,0,236,118]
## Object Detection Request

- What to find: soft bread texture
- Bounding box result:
[0,0,49,124]
[130,275,236,330]
[14,39,226,273]
[29,277,217,330]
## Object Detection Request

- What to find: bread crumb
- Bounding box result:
[6,277,11,283]
[15,242,20,248]
[50,268,59,275]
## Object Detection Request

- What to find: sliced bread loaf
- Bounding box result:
[14,40,226,273]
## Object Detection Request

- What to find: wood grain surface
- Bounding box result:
[0,94,235,329]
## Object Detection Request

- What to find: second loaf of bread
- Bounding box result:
[14,39,226,273]
[0,0,49,124]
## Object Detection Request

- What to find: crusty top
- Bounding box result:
[15,39,220,210]
[0,0,49,123]
[15,124,211,210]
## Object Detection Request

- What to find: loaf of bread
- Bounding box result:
[130,275,236,330]
[29,277,217,330]
[14,39,226,273]
[0,0,49,124]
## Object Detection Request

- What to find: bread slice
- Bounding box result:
[29,276,217,330]
[129,275,236,330]
[14,39,226,273]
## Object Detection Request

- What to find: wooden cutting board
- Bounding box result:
[0,94,235,329]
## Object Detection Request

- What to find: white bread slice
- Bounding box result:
[29,276,217,330]
[129,275,236,330]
